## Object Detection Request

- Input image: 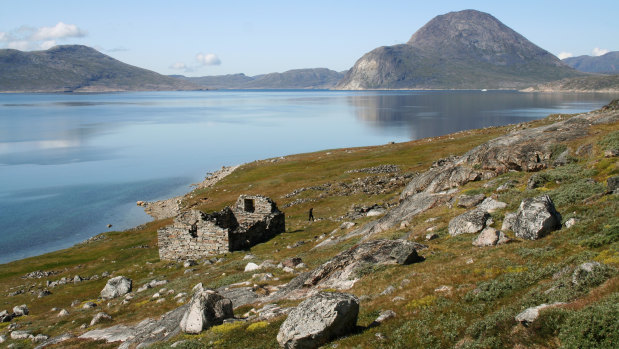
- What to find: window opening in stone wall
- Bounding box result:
[189,222,198,238]
[244,199,255,213]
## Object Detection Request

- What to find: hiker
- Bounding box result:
[308,208,314,221]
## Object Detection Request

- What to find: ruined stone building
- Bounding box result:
[158,195,285,261]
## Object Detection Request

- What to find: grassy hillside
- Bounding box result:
[0,104,617,348]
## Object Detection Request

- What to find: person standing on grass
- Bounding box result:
[309,208,314,221]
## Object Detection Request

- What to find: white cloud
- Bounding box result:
[557,52,573,60]
[170,62,187,70]
[0,22,86,51]
[39,40,57,50]
[592,47,609,56]
[7,41,30,50]
[196,53,221,66]
[32,22,86,41]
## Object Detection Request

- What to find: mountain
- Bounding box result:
[563,51,619,74]
[523,74,619,92]
[336,10,583,90]
[176,68,345,89]
[0,45,201,92]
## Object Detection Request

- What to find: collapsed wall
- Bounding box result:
[158,195,285,261]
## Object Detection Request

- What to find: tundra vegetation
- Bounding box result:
[0,101,617,349]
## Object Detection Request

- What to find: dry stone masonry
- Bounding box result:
[158,195,285,260]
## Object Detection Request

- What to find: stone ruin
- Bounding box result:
[158,195,285,261]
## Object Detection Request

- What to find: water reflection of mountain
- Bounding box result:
[347,91,608,140]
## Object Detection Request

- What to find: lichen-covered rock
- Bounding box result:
[277,292,359,349]
[513,195,561,240]
[100,276,132,299]
[179,284,233,334]
[472,227,510,247]
[501,212,517,231]
[477,198,507,213]
[457,193,485,208]
[448,209,490,236]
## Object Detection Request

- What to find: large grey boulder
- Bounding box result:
[100,276,132,299]
[179,284,233,334]
[277,292,359,349]
[512,195,561,240]
[448,209,490,236]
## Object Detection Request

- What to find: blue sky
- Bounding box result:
[1,0,618,76]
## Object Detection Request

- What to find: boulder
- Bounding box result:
[448,209,490,236]
[90,312,113,326]
[1,310,13,322]
[179,284,233,334]
[374,310,396,324]
[515,303,565,325]
[58,309,69,317]
[100,276,132,299]
[472,227,510,247]
[457,193,485,208]
[244,262,261,272]
[282,258,303,268]
[10,330,32,340]
[12,304,28,316]
[277,292,359,349]
[477,198,507,213]
[501,213,517,231]
[512,195,561,240]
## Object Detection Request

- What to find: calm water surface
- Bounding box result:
[0,90,615,263]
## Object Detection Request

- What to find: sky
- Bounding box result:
[1,0,618,77]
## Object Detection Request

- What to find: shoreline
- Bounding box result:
[139,165,240,220]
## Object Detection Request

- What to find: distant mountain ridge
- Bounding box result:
[175,68,345,89]
[336,10,583,90]
[563,51,619,74]
[0,45,201,92]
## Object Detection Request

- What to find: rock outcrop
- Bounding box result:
[348,103,617,240]
[277,292,359,349]
[512,195,561,240]
[274,239,423,299]
[179,284,233,334]
[100,276,132,299]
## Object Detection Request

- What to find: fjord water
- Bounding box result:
[0,90,613,263]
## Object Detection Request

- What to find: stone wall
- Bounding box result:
[158,195,285,261]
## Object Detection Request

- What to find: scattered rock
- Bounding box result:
[277,292,359,349]
[607,176,619,193]
[457,193,485,208]
[515,303,565,325]
[425,233,439,241]
[564,217,578,228]
[183,260,197,268]
[380,286,396,296]
[13,304,28,316]
[73,275,83,284]
[513,195,561,240]
[282,257,303,268]
[254,304,292,321]
[33,333,73,349]
[340,222,356,229]
[83,302,97,309]
[58,309,69,317]
[243,254,256,260]
[32,334,49,343]
[1,310,13,322]
[472,227,510,247]
[10,330,32,340]
[448,209,490,236]
[604,149,618,157]
[391,296,405,302]
[0,335,5,343]
[244,263,261,272]
[179,284,234,334]
[366,208,386,217]
[38,289,52,298]
[496,180,517,192]
[477,198,507,213]
[90,312,113,326]
[434,285,453,293]
[373,310,396,324]
[100,276,132,299]
[572,262,605,286]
